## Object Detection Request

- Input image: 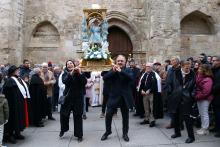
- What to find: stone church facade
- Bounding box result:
[0,0,220,65]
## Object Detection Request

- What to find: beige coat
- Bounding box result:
[41,70,56,97]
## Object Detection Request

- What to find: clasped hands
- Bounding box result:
[112,64,121,72]
[70,66,81,75]
[141,89,150,95]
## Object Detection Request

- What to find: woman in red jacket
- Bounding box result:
[195,64,213,135]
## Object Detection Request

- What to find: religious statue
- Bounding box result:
[89,18,102,44]
[81,8,110,60]
[80,7,112,71]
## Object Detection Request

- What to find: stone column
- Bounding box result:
[0,0,25,65]
[0,0,12,64]
[8,0,25,64]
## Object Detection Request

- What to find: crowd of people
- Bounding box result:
[0,53,219,146]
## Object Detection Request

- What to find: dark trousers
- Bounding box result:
[102,95,109,114]
[53,92,59,111]
[60,105,83,138]
[213,106,220,134]
[105,98,129,135]
[47,97,53,118]
[173,109,194,139]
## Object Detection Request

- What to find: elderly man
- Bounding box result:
[101,55,134,142]
[139,63,158,127]
[165,56,181,129]
[41,63,56,120]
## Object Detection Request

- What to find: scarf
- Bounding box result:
[11,76,30,99]
[181,68,190,78]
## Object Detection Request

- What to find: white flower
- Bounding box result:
[90,54,94,59]
[94,51,98,55]
[103,54,107,59]
[97,54,102,59]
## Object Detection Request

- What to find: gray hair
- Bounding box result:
[171,56,180,63]
[41,62,48,67]
[33,67,41,74]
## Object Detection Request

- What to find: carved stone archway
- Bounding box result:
[180,10,216,58]
[24,14,65,64]
[25,14,64,48]
[106,11,145,63]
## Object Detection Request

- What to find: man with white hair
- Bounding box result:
[41,62,56,120]
[165,56,181,129]
[139,63,158,127]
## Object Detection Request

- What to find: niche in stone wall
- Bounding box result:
[181,11,215,35]
[27,21,61,64]
[29,21,60,47]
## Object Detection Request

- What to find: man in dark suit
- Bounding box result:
[101,55,134,142]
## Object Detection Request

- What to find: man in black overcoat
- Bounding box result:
[101,55,134,142]
[167,61,196,143]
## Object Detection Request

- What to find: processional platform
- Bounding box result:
[80,5,112,72]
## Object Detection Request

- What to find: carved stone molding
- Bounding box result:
[106,11,142,52]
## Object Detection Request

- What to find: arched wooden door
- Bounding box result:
[108,26,133,59]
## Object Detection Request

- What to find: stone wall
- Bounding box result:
[0,0,25,65]
[22,0,148,65]
[1,0,220,65]
[0,0,12,64]
[180,0,220,60]
[146,0,181,62]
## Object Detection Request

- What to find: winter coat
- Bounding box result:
[41,70,56,97]
[19,66,32,80]
[167,69,196,115]
[60,69,87,116]
[195,74,213,102]
[103,67,134,109]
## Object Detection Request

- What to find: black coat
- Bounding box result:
[130,67,140,89]
[168,69,196,115]
[140,72,163,119]
[61,70,87,116]
[141,72,157,93]
[3,77,26,133]
[212,66,220,107]
[29,74,47,123]
[103,67,134,109]
[101,71,111,97]
[19,66,31,80]
[164,66,180,95]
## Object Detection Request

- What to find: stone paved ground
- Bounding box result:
[6,107,220,147]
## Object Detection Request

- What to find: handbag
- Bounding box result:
[58,88,70,105]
